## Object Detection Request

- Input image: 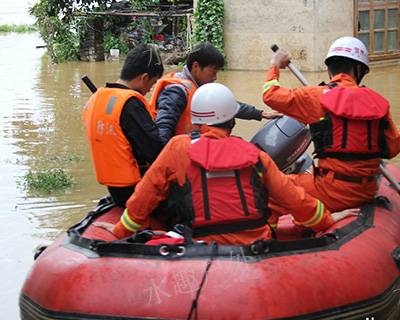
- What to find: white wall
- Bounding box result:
[224,0,354,71]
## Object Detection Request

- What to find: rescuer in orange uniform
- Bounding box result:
[151,42,280,144]
[263,37,400,213]
[96,83,357,244]
[82,45,164,207]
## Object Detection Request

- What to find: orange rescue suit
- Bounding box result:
[263,66,400,211]
[150,72,197,135]
[113,127,334,244]
[82,87,154,187]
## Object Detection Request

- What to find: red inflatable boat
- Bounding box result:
[19,163,400,319]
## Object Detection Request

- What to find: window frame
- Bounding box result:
[354,0,400,61]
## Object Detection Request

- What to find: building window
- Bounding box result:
[355,0,400,60]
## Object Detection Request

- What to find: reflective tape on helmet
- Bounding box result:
[325,36,369,69]
[191,83,240,125]
[121,209,141,233]
[263,79,280,94]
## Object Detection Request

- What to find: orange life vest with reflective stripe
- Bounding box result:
[150,72,197,135]
[82,87,153,187]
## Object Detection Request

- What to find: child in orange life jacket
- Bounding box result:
[82,45,164,207]
[263,37,400,219]
[95,83,358,245]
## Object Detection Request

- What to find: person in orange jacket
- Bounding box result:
[263,37,400,213]
[150,42,280,144]
[82,45,164,207]
[96,83,357,244]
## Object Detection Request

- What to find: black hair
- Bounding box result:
[120,44,164,81]
[211,118,236,132]
[326,56,368,83]
[186,42,225,71]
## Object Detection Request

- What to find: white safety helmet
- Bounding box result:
[325,36,369,71]
[191,83,240,125]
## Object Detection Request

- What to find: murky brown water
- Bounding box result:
[1,32,400,318]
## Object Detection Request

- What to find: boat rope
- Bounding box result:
[187,242,218,320]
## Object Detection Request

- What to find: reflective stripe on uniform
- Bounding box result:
[263,79,280,94]
[206,170,235,179]
[121,209,141,233]
[298,200,325,227]
[105,96,118,115]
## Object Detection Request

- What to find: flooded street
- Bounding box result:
[0,32,400,319]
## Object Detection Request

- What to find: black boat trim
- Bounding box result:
[19,277,400,320]
[63,196,391,261]
[20,293,168,320]
[278,276,400,320]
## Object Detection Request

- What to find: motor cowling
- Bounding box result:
[250,116,312,173]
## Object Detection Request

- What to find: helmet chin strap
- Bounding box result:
[211,118,236,133]
[227,118,236,131]
[353,66,361,85]
[353,64,366,85]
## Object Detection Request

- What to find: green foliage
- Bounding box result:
[29,0,191,62]
[0,24,37,33]
[29,0,80,62]
[193,0,224,55]
[53,21,80,62]
[23,169,75,194]
[131,0,160,10]
[103,32,130,54]
[29,0,113,62]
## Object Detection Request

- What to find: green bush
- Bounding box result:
[0,24,37,33]
[29,0,80,62]
[24,169,75,194]
[104,32,129,55]
[29,0,189,63]
[53,22,79,62]
[131,0,160,10]
[193,0,224,55]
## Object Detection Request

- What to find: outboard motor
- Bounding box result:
[251,116,312,174]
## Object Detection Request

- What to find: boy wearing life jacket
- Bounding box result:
[263,36,400,212]
[97,83,356,244]
[82,45,164,207]
[150,42,280,144]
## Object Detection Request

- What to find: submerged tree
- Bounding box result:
[30,0,199,63]
[29,0,107,62]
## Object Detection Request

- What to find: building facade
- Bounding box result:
[223,0,399,71]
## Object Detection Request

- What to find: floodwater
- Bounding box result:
[0,32,400,319]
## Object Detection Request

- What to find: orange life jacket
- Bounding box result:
[150,72,197,135]
[82,87,153,187]
[310,83,389,160]
[176,133,270,237]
